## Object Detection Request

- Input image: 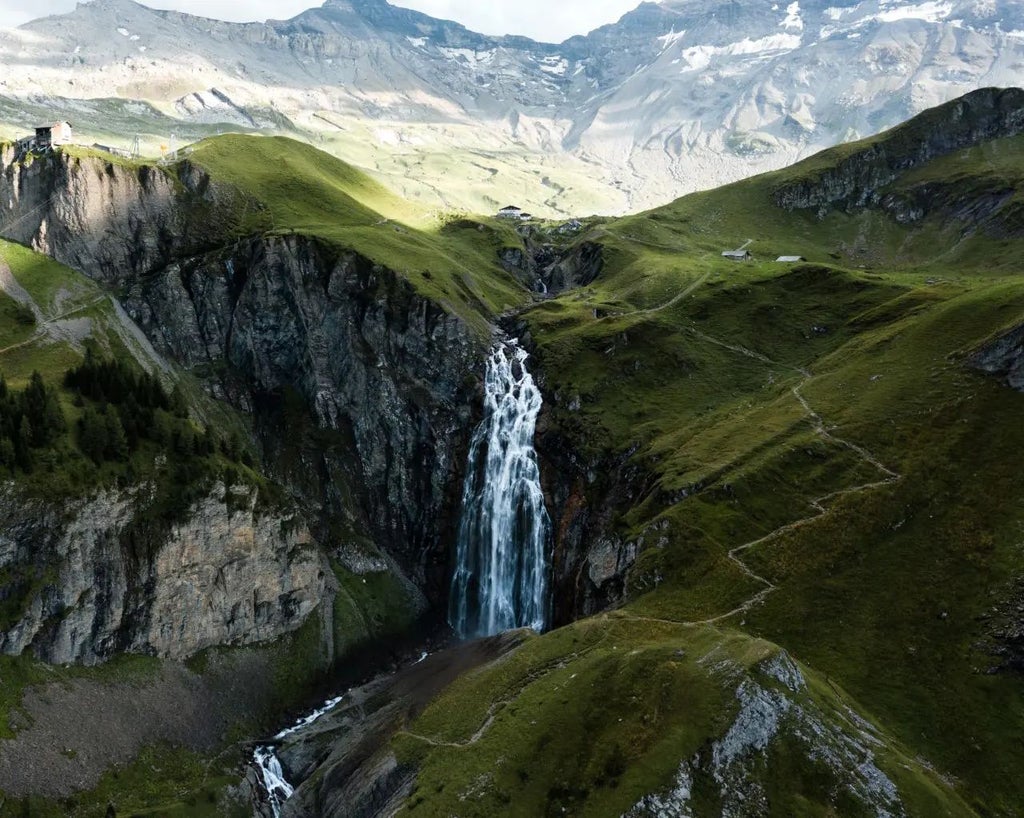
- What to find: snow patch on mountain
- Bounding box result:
[0,0,1022,216]
[874,1,956,23]
[782,2,805,31]
[679,33,804,71]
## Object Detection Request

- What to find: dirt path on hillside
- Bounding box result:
[0,294,107,357]
[617,326,901,630]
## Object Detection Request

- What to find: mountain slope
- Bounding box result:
[1,90,1024,816]
[2,0,1024,215]
[0,137,522,813]
[265,88,1024,816]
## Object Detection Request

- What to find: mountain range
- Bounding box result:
[0,82,1022,815]
[2,0,1024,214]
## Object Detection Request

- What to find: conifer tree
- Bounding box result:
[104,406,129,461]
[79,406,109,464]
[15,416,33,472]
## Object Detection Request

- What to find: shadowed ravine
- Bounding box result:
[253,341,553,813]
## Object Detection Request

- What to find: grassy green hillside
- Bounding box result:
[395,620,973,818]
[185,135,532,334]
[392,103,1024,815]
[3,95,1024,815]
[0,238,263,501]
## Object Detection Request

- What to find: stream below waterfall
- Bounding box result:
[253,340,551,812]
[252,694,345,817]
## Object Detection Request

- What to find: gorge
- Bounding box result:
[0,85,1023,817]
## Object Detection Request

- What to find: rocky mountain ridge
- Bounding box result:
[3,0,1024,214]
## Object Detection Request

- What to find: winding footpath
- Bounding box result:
[399,294,903,752]
[0,296,107,357]
[620,332,902,630]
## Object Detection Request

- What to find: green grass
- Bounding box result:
[394,620,973,817]
[0,240,99,315]
[332,562,421,655]
[0,602,369,817]
[186,135,532,334]
[471,111,1024,814]
[0,290,35,349]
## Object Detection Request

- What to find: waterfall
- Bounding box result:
[449,341,552,639]
[252,694,343,816]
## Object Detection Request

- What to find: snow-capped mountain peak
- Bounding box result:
[1,0,1022,215]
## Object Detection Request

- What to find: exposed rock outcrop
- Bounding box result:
[125,233,482,594]
[498,233,604,295]
[0,144,243,289]
[0,148,485,603]
[539,438,648,623]
[0,482,326,664]
[269,631,527,818]
[772,87,1024,217]
[971,321,1024,392]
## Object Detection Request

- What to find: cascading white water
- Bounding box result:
[252,695,343,817]
[449,341,552,639]
[250,653,428,814]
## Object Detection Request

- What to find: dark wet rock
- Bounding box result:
[276,631,527,818]
[971,322,1024,392]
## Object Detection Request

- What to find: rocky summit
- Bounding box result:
[0,2,1023,816]
[1,0,1024,214]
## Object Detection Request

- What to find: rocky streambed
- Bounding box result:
[248,632,527,818]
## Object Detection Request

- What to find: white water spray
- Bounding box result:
[449,341,552,638]
[252,695,343,816]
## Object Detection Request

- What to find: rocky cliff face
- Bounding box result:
[506,313,644,623]
[129,233,483,593]
[0,145,632,672]
[0,148,484,603]
[772,87,1024,216]
[536,429,649,623]
[499,233,604,295]
[0,482,326,664]
[972,322,1024,392]
[0,144,248,289]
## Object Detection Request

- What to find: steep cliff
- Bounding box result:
[0,482,325,664]
[972,322,1024,392]
[126,232,483,594]
[0,143,495,602]
[772,87,1024,216]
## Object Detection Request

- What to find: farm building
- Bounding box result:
[776,255,806,263]
[497,205,524,220]
[722,249,752,261]
[34,121,73,150]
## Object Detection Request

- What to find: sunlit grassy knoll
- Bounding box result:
[0,239,100,315]
[187,135,533,334]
